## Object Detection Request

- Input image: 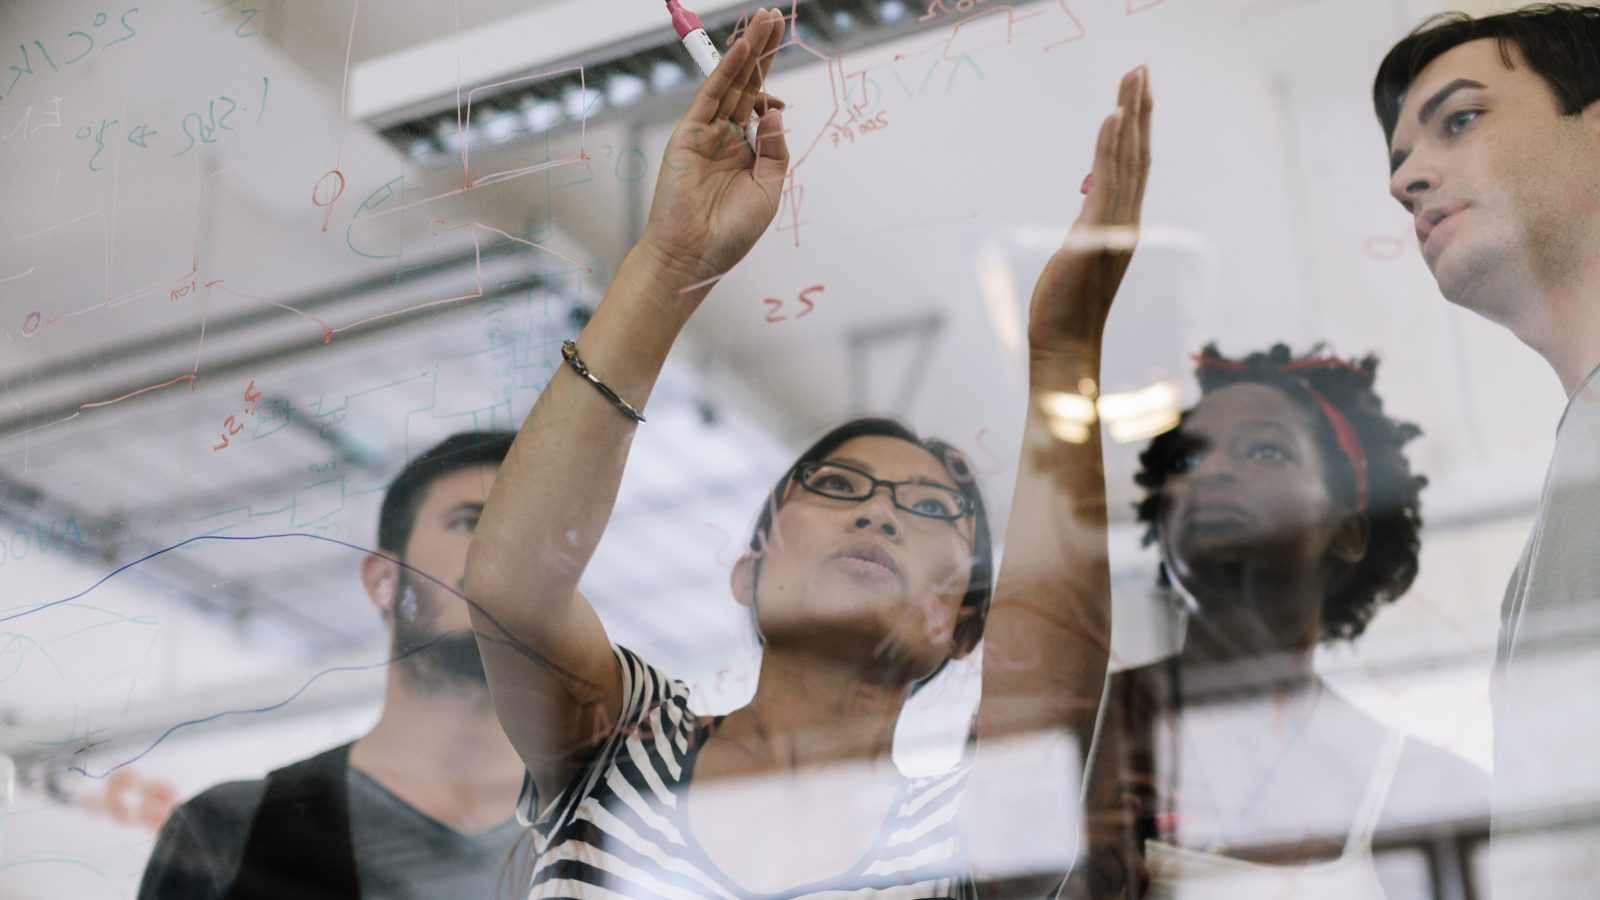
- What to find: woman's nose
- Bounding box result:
[852,488,902,538]
[1188,446,1235,482]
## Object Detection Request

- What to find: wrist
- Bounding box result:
[631,232,718,299]
[1026,309,1112,367]
[610,245,705,329]
[1029,342,1103,393]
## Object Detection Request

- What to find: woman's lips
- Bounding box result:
[1184,502,1249,526]
[829,542,903,581]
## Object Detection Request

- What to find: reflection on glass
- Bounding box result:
[464,14,1148,898]
[137,434,527,900]
[1375,6,1600,898]
[1080,345,1489,899]
[12,1,1600,897]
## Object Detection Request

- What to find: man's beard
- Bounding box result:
[390,570,489,693]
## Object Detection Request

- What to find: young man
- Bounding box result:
[1374,6,1600,897]
[138,432,527,900]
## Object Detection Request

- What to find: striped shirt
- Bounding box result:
[518,646,976,899]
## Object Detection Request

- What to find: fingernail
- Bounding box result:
[1080,174,1093,195]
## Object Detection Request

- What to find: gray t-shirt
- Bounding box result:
[1490,363,1600,899]
[137,764,524,900]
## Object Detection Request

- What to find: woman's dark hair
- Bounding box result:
[378,430,516,555]
[1133,344,1426,642]
[1374,3,1600,144]
[746,417,995,657]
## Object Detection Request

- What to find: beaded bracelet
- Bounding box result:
[560,340,646,424]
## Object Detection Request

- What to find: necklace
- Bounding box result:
[1163,662,1325,854]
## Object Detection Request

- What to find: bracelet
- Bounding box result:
[560,340,646,424]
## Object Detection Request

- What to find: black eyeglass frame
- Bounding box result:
[788,460,975,522]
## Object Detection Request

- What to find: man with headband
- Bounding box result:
[1374,5,1600,896]
[138,433,526,900]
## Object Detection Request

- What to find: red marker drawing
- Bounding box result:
[667,0,761,151]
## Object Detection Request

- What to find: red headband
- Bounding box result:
[1193,355,1370,513]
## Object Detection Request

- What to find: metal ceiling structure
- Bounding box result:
[373,0,941,164]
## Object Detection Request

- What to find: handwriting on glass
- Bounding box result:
[202,0,261,39]
[829,112,890,149]
[763,284,825,324]
[212,379,264,451]
[75,76,269,170]
[1361,235,1408,262]
[1,96,62,144]
[2,8,140,102]
[920,0,997,21]
[80,767,177,834]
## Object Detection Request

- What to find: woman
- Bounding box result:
[1077,344,1490,899]
[466,9,1151,896]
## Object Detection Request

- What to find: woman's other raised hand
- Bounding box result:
[1029,65,1152,353]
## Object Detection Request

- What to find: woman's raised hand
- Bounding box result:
[637,9,790,295]
[1028,66,1152,352]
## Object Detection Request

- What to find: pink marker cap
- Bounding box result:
[667,0,705,38]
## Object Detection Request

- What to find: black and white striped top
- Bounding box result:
[517,646,976,899]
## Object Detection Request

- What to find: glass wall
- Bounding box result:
[2,1,1587,897]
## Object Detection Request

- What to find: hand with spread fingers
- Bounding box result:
[1029,65,1153,353]
[637,8,790,295]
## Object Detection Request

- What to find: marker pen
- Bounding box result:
[667,0,762,151]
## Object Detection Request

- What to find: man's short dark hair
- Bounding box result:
[377,431,516,555]
[1374,3,1600,144]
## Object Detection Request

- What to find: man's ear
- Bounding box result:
[1329,511,1371,567]
[731,553,757,610]
[360,552,401,617]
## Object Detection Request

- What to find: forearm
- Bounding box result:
[967,346,1114,888]
[467,243,705,639]
[977,344,1113,742]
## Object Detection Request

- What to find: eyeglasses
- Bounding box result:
[790,461,973,522]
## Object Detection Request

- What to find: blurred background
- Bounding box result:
[0,0,1557,896]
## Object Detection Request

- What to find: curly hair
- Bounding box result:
[1132,344,1426,642]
